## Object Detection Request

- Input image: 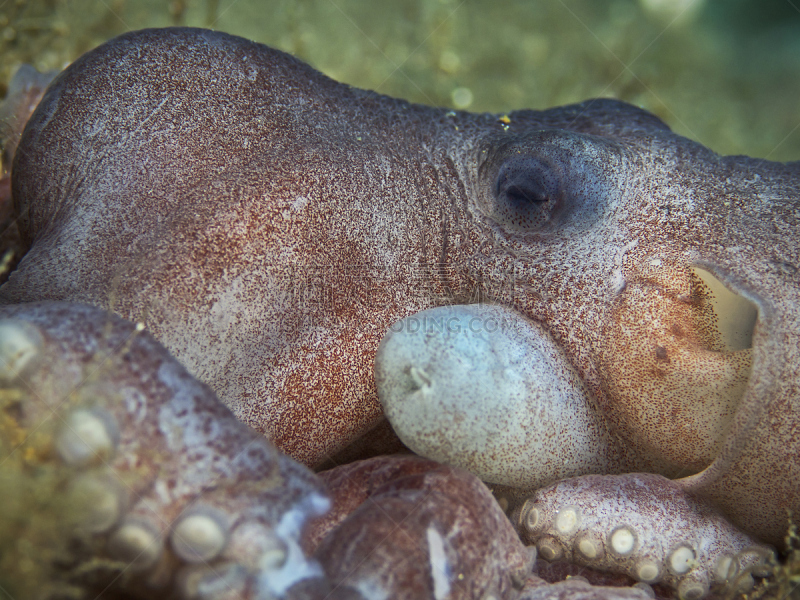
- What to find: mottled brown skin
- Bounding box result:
[310,455,532,599]
[303,452,424,555]
[1,27,799,549]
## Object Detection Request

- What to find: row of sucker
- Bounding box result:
[511,473,774,600]
[0,302,341,599]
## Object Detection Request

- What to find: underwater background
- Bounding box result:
[1,0,799,161]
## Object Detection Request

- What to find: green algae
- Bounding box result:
[0,381,141,599]
[0,0,798,160]
[0,389,81,600]
[739,516,800,600]
[772,520,800,600]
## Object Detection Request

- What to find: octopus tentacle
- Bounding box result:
[512,473,772,600]
[0,301,333,599]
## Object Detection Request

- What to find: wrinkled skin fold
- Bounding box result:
[0,26,799,597]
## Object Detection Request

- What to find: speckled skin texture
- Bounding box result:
[3,27,455,467]
[1,24,799,571]
[514,474,770,598]
[0,301,333,599]
[375,304,655,489]
[310,455,533,599]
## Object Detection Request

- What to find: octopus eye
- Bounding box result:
[494,155,562,230]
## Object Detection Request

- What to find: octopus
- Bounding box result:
[0,26,798,600]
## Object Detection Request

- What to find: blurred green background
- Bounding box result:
[0,0,799,160]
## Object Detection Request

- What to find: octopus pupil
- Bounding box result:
[493,156,561,228]
[506,183,548,206]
